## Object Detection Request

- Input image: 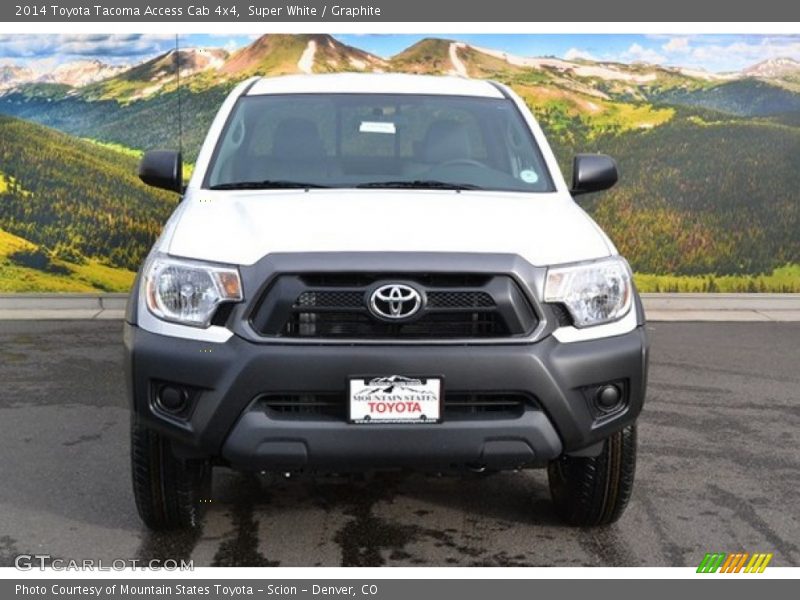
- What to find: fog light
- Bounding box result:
[596,384,622,409]
[156,385,189,413]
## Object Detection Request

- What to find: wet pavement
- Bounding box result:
[0,320,798,567]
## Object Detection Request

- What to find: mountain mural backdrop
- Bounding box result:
[0,34,798,292]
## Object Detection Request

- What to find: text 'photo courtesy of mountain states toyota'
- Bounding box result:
[126,73,648,530]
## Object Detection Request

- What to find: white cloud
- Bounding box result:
[204,33,260,40]
[0,34,174,62]
[564,47,598,62]
[662,37,691,54]
[623,43,667,64]
[688,38,800,69]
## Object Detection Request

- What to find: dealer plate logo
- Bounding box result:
[350,376,441,423]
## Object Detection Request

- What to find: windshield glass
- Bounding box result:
[204,93,555,193]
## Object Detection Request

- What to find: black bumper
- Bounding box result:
[125,322,648,471]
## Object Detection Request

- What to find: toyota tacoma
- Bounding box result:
[126,73,648,530]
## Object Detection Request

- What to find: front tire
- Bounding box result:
[547,425,636,526]
[131,418,212,530]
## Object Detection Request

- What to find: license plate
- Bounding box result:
[349,376,442,424]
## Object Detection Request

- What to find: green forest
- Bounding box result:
[0,35,798,292]
[578,115,800,276]
[0,115,174,290]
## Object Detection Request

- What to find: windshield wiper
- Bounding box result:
[356,180,483,190]
[209,180,330,190]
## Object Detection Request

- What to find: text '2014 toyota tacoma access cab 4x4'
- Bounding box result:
[126,73,648,530]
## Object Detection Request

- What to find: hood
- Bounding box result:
[166,189,613,267]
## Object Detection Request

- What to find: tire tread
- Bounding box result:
[547,425,637,526]
[130,418,210,530]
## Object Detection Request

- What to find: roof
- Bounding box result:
[246,73,504,98]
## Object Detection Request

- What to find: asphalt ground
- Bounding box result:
[0,320,798,567]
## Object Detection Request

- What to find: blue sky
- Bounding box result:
[1,34,798,73]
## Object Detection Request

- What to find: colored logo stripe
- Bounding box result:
[697,553,726,573]
[719,553,749,573]
[697,552,773,573]
[745,553,773,573]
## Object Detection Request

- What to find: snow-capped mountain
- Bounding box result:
[0,65,34,90]
[37,59,127,87]
[0,60,125,90]
[743,57,800,79]
[221,34,385,77]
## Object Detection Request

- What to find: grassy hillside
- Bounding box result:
[389,38,456,74]
[0,114,175,271]
[578,115,800,276]
[654,79,800,116]
[635,264,800,293]
[0,35,798,292]
[0,84,230,162]
[222,34,311,77]
[0,229,134,292]
[513,83,675,144]
[80,48,229,103]
[7,82,72,100]
[308,35,387,73]
[222,33,385,76]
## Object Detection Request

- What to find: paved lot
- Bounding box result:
[2,293,800,322]
[0,321,798,567]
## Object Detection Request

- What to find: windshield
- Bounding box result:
[204,93,555,193]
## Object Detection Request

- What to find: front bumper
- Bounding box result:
[124,322,648,471]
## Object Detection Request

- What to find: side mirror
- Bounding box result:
[138,150,183,193]
[571,153,618,196]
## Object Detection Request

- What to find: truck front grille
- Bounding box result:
[295,290,496,310]
[258,393,534,421]
[285,310,506,338]
[249,273,537,340]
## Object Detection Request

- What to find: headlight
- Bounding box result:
[144,254,242,327]
[544,257,632,328]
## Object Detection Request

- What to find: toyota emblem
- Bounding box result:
[369,284,423,320]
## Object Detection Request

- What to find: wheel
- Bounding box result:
[130,418,212,530]
[547,424,636,527]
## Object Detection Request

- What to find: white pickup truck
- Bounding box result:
[126,73,648,530]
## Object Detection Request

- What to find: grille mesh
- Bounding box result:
[295,291,363,309]
[284,311,507,338]
[294,290,496,311]
[250,273,537,340]
[427,291,495,309]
